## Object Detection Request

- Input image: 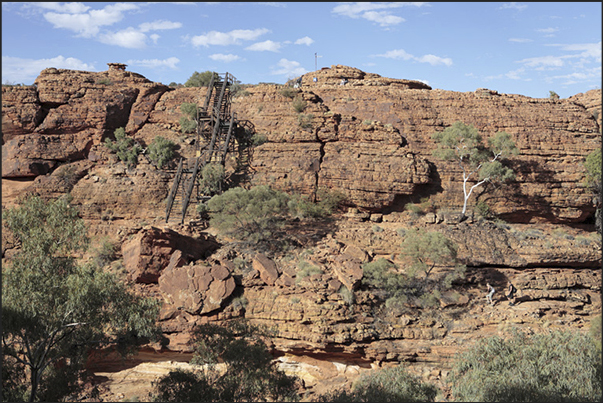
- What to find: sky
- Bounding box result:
[1,2,601,99]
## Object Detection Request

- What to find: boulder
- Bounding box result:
[158,263,236,314]
[252,253,280,286]
[121,226,220,284]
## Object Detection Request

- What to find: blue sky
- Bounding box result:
[2,2,601,98]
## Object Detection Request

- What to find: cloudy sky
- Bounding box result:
[2,2,601,98]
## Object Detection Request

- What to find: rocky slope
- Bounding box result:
[2,65,601,401]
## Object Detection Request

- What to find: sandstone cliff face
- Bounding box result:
[1,66,601,401]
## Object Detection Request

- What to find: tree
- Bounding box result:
[2,194,160,402]
[104,127,143,167]
[317,365,437,402]
[206,185,290,244]
[147,136,178,168]
[448,328,602,402]
[179,102,199,134]
[185,70,219,87]
[198,163,226,196]
[584,149,602,233]
[432,122,518,217]
[151,321,299,402]
[400,228,461,280]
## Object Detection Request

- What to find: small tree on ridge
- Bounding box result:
[432,121,518,217]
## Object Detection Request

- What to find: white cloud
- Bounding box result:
[98,28,148,49]
[536,27,559,37]
[376,49,414,60]
[271,58,308,77]
[2,55,95,84]
[374,48,452,66]
[190,28,270,47]
[332,2,427,27]
[295,36,314,46]
[499,2,528,11]
[416,54,453,66]
[245,40,281,52]
[509,38,532,43]
[42,3,139,38]
[550,42,602,61]
[150,34,160,44]
[138,20,182,32]
[127,57,180,69]
[209,53,241,63]
[34,2,91,14]
[518,55,565,68]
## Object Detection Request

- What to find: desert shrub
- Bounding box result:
[338,285,355,306]
[317,365,437,402]
[96,78,112,85]
[251,133,268,146]
[400,228,459,280]
[104,127,142,168]
[206,185,290,244]
[198,163,225,196]
[298,113,314,129]
[279,86,298,99]
[184,71,219,87]
[475,200,496,220]
[291,96,306,113]
[288,188,345,220]
[295,259,323,285]
[361,258,408,306]
[147,136,177,168]
[448,328,602,402]
[90,237,117,269]
[151,321,299,402]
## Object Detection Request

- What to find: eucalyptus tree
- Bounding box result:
[2,194,160,402]
[432,121,518,217]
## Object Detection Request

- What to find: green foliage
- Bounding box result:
[361,258,408,307]
[104,127,143,167]
[96,78,112,85]
[400,228,459,280]
[298,113,314,129]
[152,321,299,402]
[179,102,199,134]
[279,86,299,99]
[147,136,178,168]
[206,186,290,244]
[251,133,268,146]
[549,90,560,100]
[432,122,518,216]
[179,116,197,134]
[292,96,306,113]
[295,259,323,285]
[287,188,345,219]
[185,70,219,87]
[2,194,160,402]
[449,329,602,402]
[590,315,602,354]
[90,237,118,269]
[585,149,602,232]
[198,163,226,196]
[317,365,437,402]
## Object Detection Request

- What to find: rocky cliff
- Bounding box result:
[2,65,601,401]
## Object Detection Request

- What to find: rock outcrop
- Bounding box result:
[1,65,600,401]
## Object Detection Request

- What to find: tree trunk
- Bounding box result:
[29,367,39,402]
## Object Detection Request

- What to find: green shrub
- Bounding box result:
[96,78,112,85]
[292,96,306,113]
[298,113,314,130]
[206,185,290,244]
[288,188,345,220]
[400,228,459,280]
[147,136,177,168]
[279,86,298,99]
[295,259,323,285]
[151,321,300,402]
[184,71,219,87]
[362,258,408,305]
[104,127,142,168]
[449,328,602,402]
[90,237,117,269]
[317,365,437,402]
[338,285,354,306]
[251,133,268,146]
[198,163,225,196]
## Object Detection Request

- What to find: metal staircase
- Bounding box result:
[165,72,252,224]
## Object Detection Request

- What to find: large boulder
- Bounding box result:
[158,262,236,314]
[121,226,220,284]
